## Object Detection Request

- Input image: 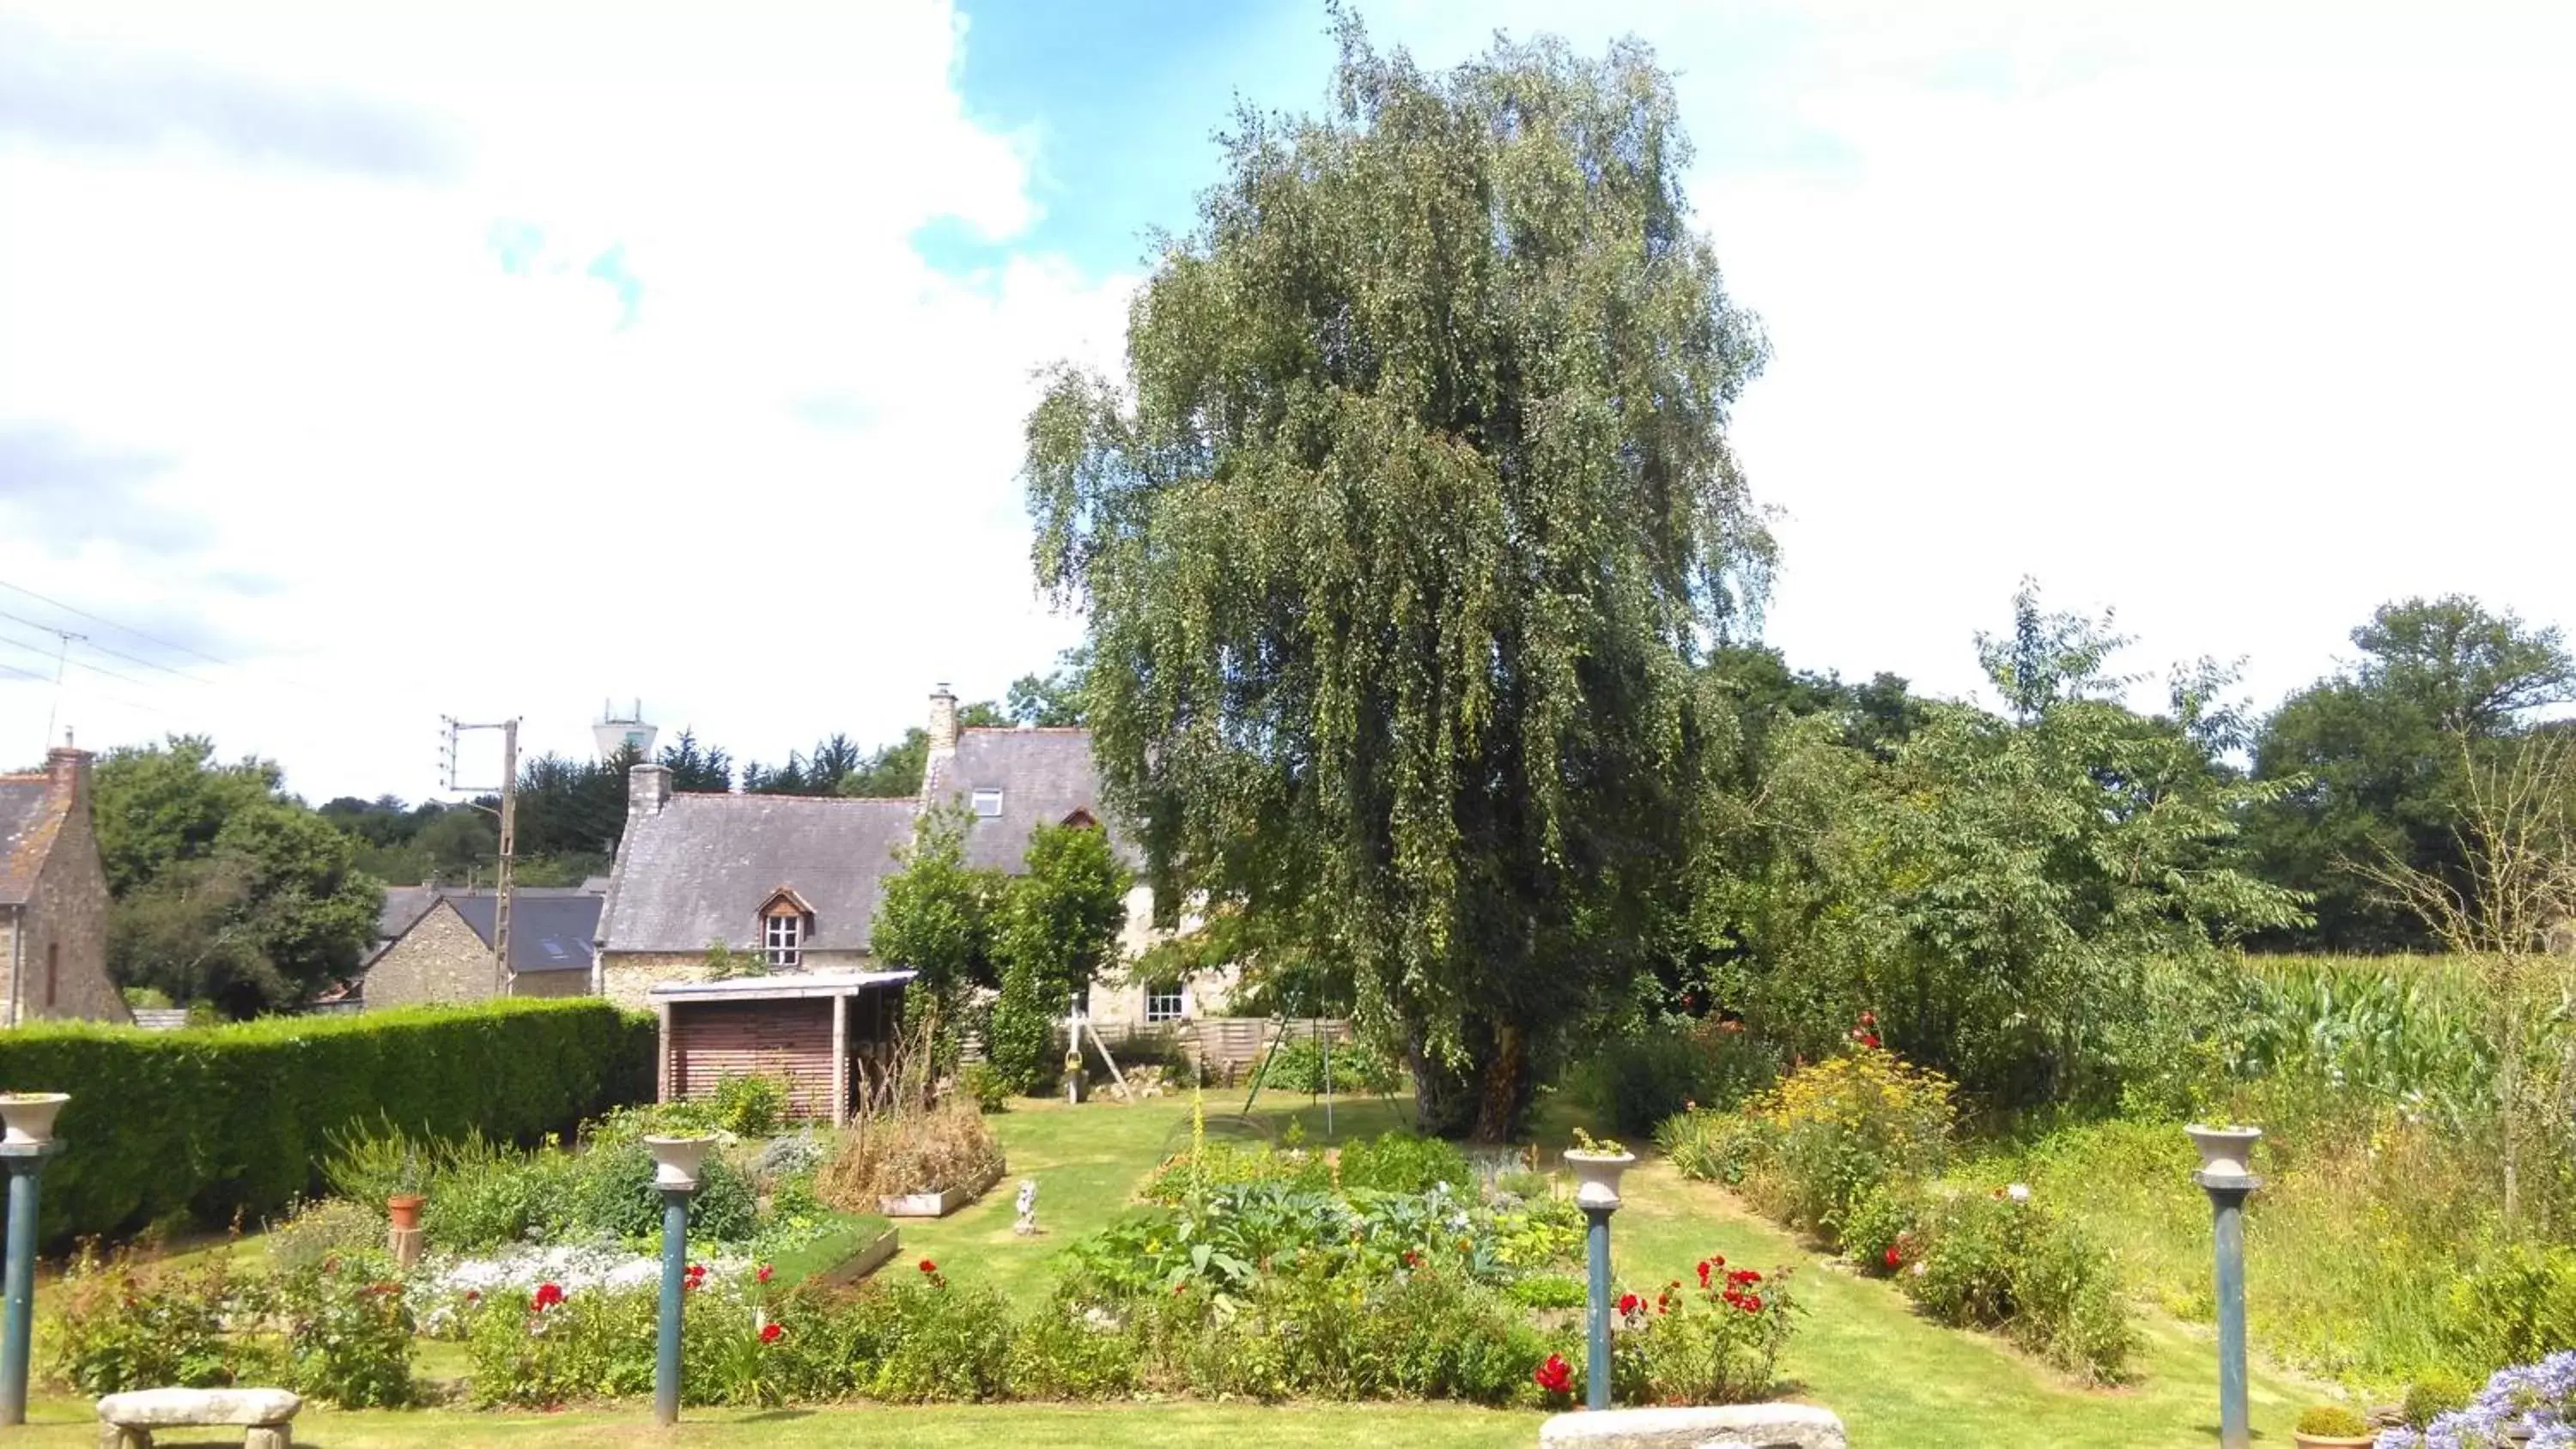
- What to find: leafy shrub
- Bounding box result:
[265,1197,387,1275]
[2383,1351,2576,1449]
[274,1253,416,1407]
[562,1137,758,1244]
[816,1100,1005,1206]
[709,1074,790,1137]
[1492,1198,1585,1271]
[2403,1368,2478,1428]
[1613,1260,1799,1405]
[2439,1242,2576,1373]
[1507,1273,1588,1310]
[1339,1131,1473,1194]
[1656,1108,1777,1188]
[47,1243,270,1395]
[1138,1138,1331,1204]
[1571,1020,1781,1138]
[1009,1296,1141,1400]
[1729,1049,1955,1244]
[424,1145,579,1252]
[2295,1404,2371,1438]
[1254,1039,1399,1094]
[751,1130,825,1185]
[854,1266,1016,1402]
[0,999,653,1243]
[958,1062,1011,1113]
[465,1278,658,1407]
[1879,1185,2136,1384]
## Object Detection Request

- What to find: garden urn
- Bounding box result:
[1565,1149,1636,1211]
[645,1135,715,1191]
[2186,1124,2262,1185]
[0,1094,67,1149]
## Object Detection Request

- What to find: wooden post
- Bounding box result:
[830,992,849,1123]
[655,999,673,1104]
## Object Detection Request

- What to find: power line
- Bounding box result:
[0,628,160,691]
[0,578,237,670]
[0,605,209,684]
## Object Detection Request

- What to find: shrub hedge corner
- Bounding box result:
[0,998,655,1243]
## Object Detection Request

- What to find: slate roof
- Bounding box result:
[375,886,440,943]
[599,794,919,954]
[445,893,605,973]
[0,775,64,906]
[933,728,1132,872]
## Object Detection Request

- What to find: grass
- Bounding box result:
[765,1210,893,1289]
[25,1083,2342,1446]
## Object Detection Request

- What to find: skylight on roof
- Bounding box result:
[971,787,1003,818]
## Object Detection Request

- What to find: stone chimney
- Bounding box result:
[927,683,960,755]
[45,737,89,809]
[628,761,672,818]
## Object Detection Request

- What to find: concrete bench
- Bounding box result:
[1540,1404,1848,1449]
[96,1387,301,1449]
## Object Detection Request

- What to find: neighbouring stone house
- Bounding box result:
[592,686,1233,1114]
[361,887,605,1009]
[0,744,131,1026]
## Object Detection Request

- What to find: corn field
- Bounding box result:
[2227,954,2512,1128]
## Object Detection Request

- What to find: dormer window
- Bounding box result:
[971,787,1004,818]
[756,887,815,969]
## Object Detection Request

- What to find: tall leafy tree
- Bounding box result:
[868,806,1003,1057]
[1007,649,1091,727]
[987,821,1133,1094]
[2247,595,2576,950]
[94,737,383,1016]
[1024,20,1771,1137]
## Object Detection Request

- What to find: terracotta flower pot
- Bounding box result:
[2292,1434,2374,1449]
[386,1194,426,1232]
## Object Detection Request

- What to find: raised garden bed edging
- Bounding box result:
[1539,1404,1848,1449]
[879,1161,1005,1219]
[808,1223,903,1290]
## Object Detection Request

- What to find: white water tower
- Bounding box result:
[594,699,657,760]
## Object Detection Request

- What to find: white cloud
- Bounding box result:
[0,1,1131,795]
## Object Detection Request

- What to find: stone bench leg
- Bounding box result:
[99,1428,150,1449]
[246,1426,293,1449]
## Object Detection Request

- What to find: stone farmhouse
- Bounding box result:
[0,744,130,1026]
[362,887,604,1009]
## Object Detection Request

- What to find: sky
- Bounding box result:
[0,0,2570,802]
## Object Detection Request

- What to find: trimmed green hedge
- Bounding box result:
[0,999,655,1243]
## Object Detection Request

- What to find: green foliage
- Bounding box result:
[1879,1185,2137,1385]
[1008,1295,1140,1398]
[2439,1242,2576,1373]
[1709,1049,1955,1244]
[1252,1038,1399,1095]
[1569,1019,1780,1138]
[989,822,1134,1094]
[1024,19,1771,1140]
[465,1278,659,1407]
[1139,1138,1332,1205]
[870,806,1003,1008]
[97,736,385,1015]
[708,1073,790,1137]
[1654,1108,1774,1188]
[274,1253,417,1407]
[2296,1405,2372,1438]
[857,1270,1017,1403]
[2403,1369,2478,1428]
[0,998,654,1243]
[1506,1273,1588,1311]
[264,1197,386,1275]
[2227,955,2493,1126]
[1609,1262,1799,1406]
[957,1061,1011,1113]
[986,955,1059,1096]
[47,1242,266,1395]
[562,1137,760,1245]
[1007,649,1091,728]
[702,941,769,981]
[1338,1131,1472,1195]
[2245,594,2575,952]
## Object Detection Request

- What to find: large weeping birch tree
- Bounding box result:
[1024,15,1771,1139]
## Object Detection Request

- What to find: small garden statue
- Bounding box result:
[1014,1179,1040,1236]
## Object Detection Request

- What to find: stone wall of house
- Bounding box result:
[3,755,128,1026]
[364,903,504,1010]
[510,970,592,999]
[598,950,874,1011]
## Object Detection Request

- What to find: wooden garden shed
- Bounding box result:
[648,970,913,1123]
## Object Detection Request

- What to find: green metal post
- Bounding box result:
[656,1186,689,1427]
[0,1148,47,1427]
[2197,1173,2257,1449]
[1583,1204,1613,1411]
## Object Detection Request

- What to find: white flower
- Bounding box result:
[2006,1183,2032,1202]
[1911,1261,1927,1277]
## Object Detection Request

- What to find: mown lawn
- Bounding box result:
[24,1086,2330,1446]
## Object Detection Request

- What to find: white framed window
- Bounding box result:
[1145,985,1185,1023]
[971,787,1004,818]
[763,913,802,968]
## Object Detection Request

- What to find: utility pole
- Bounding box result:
[440,715,522,996]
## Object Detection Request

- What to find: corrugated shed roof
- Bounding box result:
[0,775,64,906]
[939,728,1133,871]
[599,794,918,953]
[447,893,604,973]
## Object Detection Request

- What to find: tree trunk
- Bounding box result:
[1471,1023,1531,1144]
[1409,1016,1537,1142]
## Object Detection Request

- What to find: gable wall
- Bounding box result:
[364,903,502,1009]
[6,790,125,1025]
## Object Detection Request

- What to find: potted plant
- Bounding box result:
[2293,1404,2375,1448]
[0,1090,70,1148]
[386,1147,428,1232]
[1565,1128,1636,1211]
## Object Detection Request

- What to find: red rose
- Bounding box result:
[1884,1246,1901,1267]
[1711,1254,1725,1269]
[1740,1270,1764,1284]
[1743,1294,1763,1313]
[1532,1354,1574,1395]
[1696,1259,1712,1287]
[1618,1292,1640,1315]
[760,1322,784,1344]
[757,1264,775,1284]
[918,1258,938,1275]
[1861,1033,1880,1049]
[532,1282,565,1311]
[1860,1010,1875,1028]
